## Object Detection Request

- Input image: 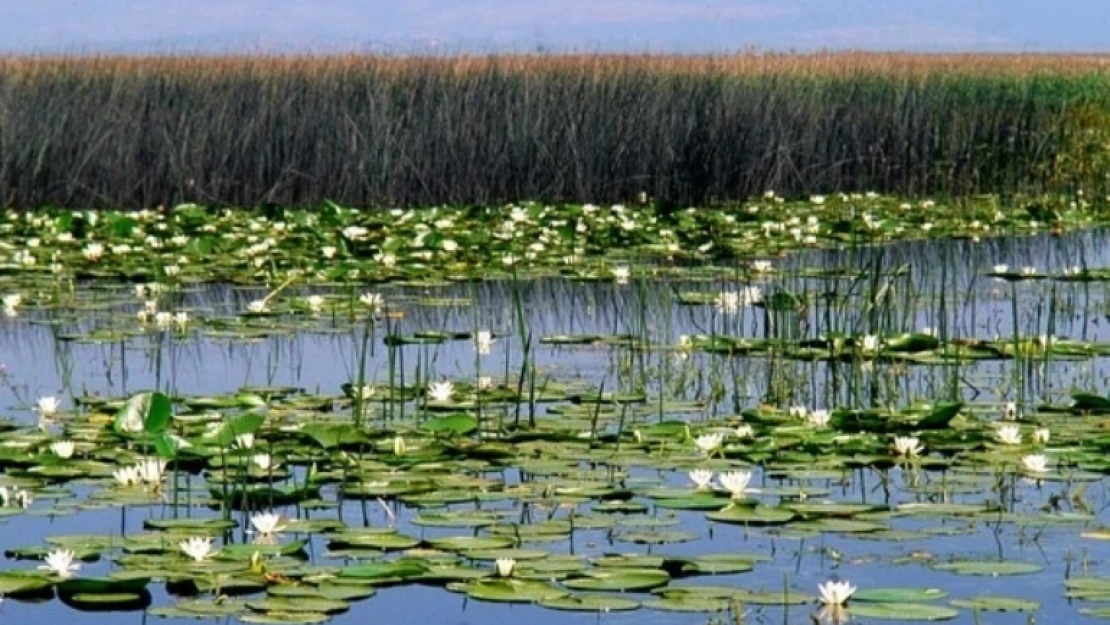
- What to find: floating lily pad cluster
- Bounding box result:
[2,201,1110,623]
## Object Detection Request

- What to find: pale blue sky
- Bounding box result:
[0,1,1106,54]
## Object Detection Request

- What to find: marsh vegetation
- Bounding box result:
[2,197,1110,624]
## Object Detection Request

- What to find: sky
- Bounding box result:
[0,0,1107,54]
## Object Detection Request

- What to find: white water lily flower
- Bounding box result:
[305,295,325,312]
[715,291,741,313]
[250,512,287,537]
[375,252,397,267]
[807,409,831,428]
[475,331,493,355]
[179,536,215,562]
[441,239,458,252]
[82,243,104,262]
[689,469,715,490]
[1003,402,1017,420]
[359,292,384,310]
[428,381,455,402]
[995,424,1022,445]
[476,376,493,391]
[252,454,274,471]
[734,424,754,439]
[494,557,515,577]
[1022,454,1048,474]
[233,433,255,449]
[718,470,753,499]
[892,436,923,457]
[818,580,857,606]
[321,245,337,259]
[694,433,723,455]
[36,396,60,417]
[154,311,173,328]
[246,300,268,313]
[50,440,76,459]
[393,435,407,456]
[612,266,630,284]
[993,264,1009,274]
[1033,428,1050,445]
[1,487,31,509]
[342,226,368,241]
[348,384,374,403]
[1021,266,1036,276]
[173,311,189,328]
[113,466,141,487]
[860,335,880,352]
[2,293,20,311]
[13,250,35,266]
[751,260,773,274]
[39,549,80,579]
[164,264,181,278]
[136,458,167,485]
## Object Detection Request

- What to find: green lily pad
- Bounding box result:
[61,591,151,611]
[326,533,420,551]
[238,612,331,624]
[854,587,949,603]
[427,536,514,551]
[684,554,761,574]
[539,593,641,611]
[268,584,376,601]
[731,588,813,605]
[148,599,248,618]
[338,561,428,582]
[58,576,150,595]
[464,578,567,603]
[949,596,1040,611]
[562,569,670,592]
[0,573,53,595]
[144,518,237,532]
[848,602,960,621]
[706,504,796,526]
[247,597,350,614]
[930,560,1043,576]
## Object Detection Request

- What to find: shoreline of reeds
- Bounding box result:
[2,53,1109,208]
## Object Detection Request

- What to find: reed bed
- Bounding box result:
[1,53,1109,208]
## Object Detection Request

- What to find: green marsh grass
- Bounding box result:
[2,54,1110,207]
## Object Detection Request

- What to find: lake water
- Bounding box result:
[2,230,1110,624]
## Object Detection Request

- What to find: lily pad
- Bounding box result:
[562,568,670,592]
[539,593,641,611]
[949,596,1039,612]
[930,560,1043,576]
[848,602,960,621]
[854,588,949,603]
